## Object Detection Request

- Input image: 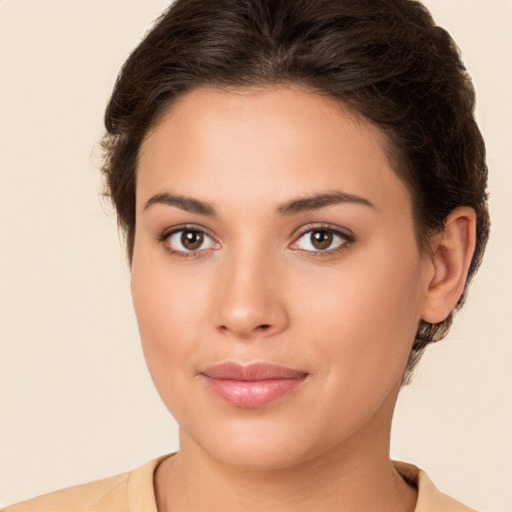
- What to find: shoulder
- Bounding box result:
[3,456,168,512]
[4,456,481,512]
[394,461,480,512]
[3,472,130,512]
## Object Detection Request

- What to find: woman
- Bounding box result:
[3,0,494,510]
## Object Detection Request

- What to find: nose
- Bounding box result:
[214,249,289,339]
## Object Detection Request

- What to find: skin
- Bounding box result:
[131,86,476,512]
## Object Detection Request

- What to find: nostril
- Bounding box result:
[217,323,274,336]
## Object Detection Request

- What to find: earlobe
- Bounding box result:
[421,207,477,324]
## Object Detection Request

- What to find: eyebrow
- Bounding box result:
[277,191,375,215]
[143,193,216,215]
[143,190,375,216]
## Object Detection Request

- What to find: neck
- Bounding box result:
[155,406,417,512]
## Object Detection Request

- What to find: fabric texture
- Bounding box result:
[4,455,478,512]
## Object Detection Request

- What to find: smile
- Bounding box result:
[200,362,308,408]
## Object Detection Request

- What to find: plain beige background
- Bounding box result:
[0,0,511,510]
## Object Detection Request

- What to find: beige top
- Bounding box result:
[4,455,478,512]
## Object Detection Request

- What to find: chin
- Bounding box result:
[182,414,330,472]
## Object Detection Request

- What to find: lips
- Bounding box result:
[200,362,308,408]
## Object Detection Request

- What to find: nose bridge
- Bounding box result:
[214,241,288,338]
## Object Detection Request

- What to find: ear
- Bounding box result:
[421,207,477,324]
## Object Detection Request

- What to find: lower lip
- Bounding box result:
[202,375,307,408]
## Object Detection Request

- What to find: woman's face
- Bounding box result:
[132,87,433,470]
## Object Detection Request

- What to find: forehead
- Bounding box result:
[137,86,411,216]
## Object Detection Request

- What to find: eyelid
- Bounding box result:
[157,223,220,256]
[289,223,355,253]
[290,222,354,240]
[156,222,354,257]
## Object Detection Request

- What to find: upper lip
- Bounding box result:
[200,362,308,381]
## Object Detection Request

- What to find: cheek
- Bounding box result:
[130,252,212,396]
[293,242,425,383]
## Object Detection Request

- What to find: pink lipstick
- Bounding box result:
[200,362,308,408]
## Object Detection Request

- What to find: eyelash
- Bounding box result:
[291,223,355,257]
[157,224,218,259]
[157,223,355,259]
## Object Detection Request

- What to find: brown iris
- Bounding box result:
[310,230,333,250]
[181,230,204,250]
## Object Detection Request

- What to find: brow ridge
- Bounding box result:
[277,191,375,215]
[143,190,374,217]
[143,193,216,216]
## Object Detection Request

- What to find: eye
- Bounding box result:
[291,227,351,253]
[164,228,219,254]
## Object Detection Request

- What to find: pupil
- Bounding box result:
[312,230,332,250]
[181,230,203,250]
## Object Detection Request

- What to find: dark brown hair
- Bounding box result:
[102,0,489,381]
